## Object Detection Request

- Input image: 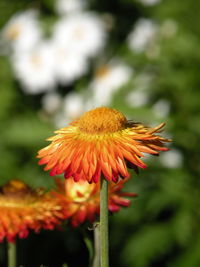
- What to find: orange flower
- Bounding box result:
[0,179,68,242]
[38,107,170,183]
[52,178,136,227]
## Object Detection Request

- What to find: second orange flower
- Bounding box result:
[52,178,136,227]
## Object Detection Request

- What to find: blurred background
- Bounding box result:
[0,0,200,266]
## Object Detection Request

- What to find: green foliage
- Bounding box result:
[2,113,53,148]
[123,223,173,267]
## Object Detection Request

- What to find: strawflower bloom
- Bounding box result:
[52,178,136,227]
[38,107,170,183]
[0,179,68,242]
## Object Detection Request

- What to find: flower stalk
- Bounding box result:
[8,242,16,267]
[92,223,100,267]
[100,178,109,267]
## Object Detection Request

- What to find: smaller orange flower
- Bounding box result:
[0,179,68,242]
[52,178,136,227]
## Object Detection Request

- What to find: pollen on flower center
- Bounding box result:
[77,107,127,134]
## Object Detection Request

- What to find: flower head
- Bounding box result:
[52,44,88,85]
[0,179,67,242]
[53,12,106,57]
[55,92,85,128]
[90,61,132,106]
[1,10,41,52]
[42,92,62,115]
[138,0,161,6]
[38,107,170,183]
[12,41,56,94]
[127,18,158,53]
[52,178,136,227]
[55,0,86,15]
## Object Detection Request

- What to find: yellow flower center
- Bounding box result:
[95,65,110,79]
[77,107,127,134]
[31,54,41,67]
[65,179,95,203]
[3,180,29,195]
[73,26,84,40]
[6,24,21,40]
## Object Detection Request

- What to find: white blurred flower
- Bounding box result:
[138,0,161,6]
[153,99,170,118]
[55,0,86,15]
[12,42,56,94]
[1,10,41,52]
[63,92,84,118]
[126,90,149,108]
[55,92,85,128]
[125,72,154,107]
[91,61,132,106]
[53,12,106,57]
[127,18,158,53]
[160,149,183,168]
[52,43,88,85]
[42,92,62,114]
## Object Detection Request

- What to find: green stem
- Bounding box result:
[92,223,100,267]
[8,242,16,267]
[100,178,109,267]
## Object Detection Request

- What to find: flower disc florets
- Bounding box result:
[38,106,170,183]
[78,107,127,134]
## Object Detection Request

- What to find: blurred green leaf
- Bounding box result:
[2,113,53,148]
[122,224,173,267]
